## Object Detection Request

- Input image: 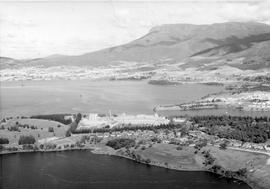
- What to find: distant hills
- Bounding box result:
[1,22,270,70]
[0,57,21,69]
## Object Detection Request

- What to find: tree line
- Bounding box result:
[31,114,73,125]
[73,123,182,134]
[190,115,270,143]
[106,138,136,150]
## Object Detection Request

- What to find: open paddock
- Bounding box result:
[0,118,68,144]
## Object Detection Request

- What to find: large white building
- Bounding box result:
[114,113,169,126]
[78,113,112,129]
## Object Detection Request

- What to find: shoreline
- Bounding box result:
[0,145,258,189]
[91,147,254,189]
[0,146,94,155]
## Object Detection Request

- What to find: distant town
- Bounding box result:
[1,60,269,85]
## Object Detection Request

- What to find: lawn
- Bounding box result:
[136,143,205,170]
[203,146,268,171]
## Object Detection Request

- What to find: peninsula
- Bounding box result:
[1,112,270,189]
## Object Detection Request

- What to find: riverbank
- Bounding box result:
[91,143,270,189]
[0,148,252,189]
[1,142,269,189]
[0,146,93,155]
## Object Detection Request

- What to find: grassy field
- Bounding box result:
[133,144,270,189]
[203,146,268,171]
[136,143,205,170]
[204,146,270,189]
[0,118,68,144]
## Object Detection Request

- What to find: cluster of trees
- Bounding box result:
[44,143,57,150]
[65,113,82,137]
[31,114,73,125]
[4,146,18,152]
[73,123,182,134]
[194,139,208,150]
[150,137,162,143]
[239,84,270,92]
[0,137,9,144]
[8,126,20,132]
[106,138,135,150]
[78,135,101,145]
[80,135,90,144]
[129,151,151,164]
[190,115,270,143]
[0,146,19,152]
[48,127,54,132]
[18,135,36,145]
[8,122,38,131]
[209,165,247,178]
[202,150,215,166]
[243,75,270,83]
[1,117,29,124]
[176,145,183,150]
[22,144,38,151]
[219,141,228,150]
[39,142,84,151]
[18,124,38,130]
[1,117,13,122]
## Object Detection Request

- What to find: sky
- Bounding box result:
[0,0,270,59]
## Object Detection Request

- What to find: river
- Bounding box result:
[0,151,251,189]
[0,80,223,118]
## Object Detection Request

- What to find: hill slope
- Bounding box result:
[4,22,270,69]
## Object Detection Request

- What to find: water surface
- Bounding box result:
[0,80,223,118]
[0,151,251,189]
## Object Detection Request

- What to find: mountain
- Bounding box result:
[4,22,270,69]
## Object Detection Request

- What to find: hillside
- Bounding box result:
[2,22,270,70]
[0,57,22,69]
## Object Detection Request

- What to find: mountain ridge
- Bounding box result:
[1,21,270,70]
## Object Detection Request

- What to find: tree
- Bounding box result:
[219,142,228,150]
[176,145,183,150]
[194,139,207,150]
[164,162,169,167]
[203,151,215,166]
[145,158,151,164]
[48,127,54,132]
[237,168,247,177]
[31,114,73,125]
[9,126,20,132]
[44,143,57,150]
[0,138,9,144]
[75,113,82,124]
[18,135,36,145]
[210,165,222,173]
[141,146,146,150]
